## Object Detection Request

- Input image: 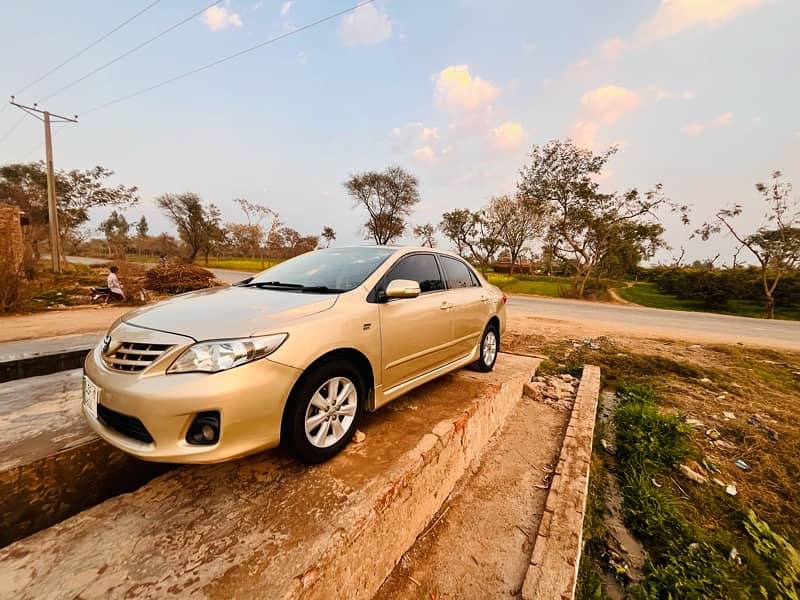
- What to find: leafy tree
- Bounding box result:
[413,223,436,247]
[697,171,800,319]
[268,227,319,258]
[439,209,503,275]
[155,193,221,262]
[321,226,336,248]
[344,166,420,244]
[517,140,680,296]
[223,223,262,257]
[0,162,138,256]
[485,194,548,275]
[135,215,149,238]
[99,210,130,258]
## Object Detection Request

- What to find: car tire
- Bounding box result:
[473,323,500,372]
[283,359,365,464]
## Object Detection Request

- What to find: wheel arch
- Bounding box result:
[280,347,376,443]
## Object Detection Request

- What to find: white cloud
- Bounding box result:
[338,3,392,47]
[681,112,734,136]
[414,146,435,162]
[639,0,767,41]
[646,85,696,101]
[599,37,627,61]
[280,1,292,16]
[202,5,243,31]
[434,65,499,114]
[297,50,307,65]
[490,121,525,152]
[570,85,641,148]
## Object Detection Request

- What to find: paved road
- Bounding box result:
[64,257,798,350]
[65,256,251,285]
[507,295,800,350]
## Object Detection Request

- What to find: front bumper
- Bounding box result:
[83,343,303,463]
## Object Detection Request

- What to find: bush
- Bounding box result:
[144,264,219,294]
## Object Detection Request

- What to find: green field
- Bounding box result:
[617,282,800,320]
[486,273,572,297]
[195,257,280,272]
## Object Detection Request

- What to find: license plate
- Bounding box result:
[83,375,99,419]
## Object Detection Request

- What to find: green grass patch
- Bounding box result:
[618,283,800,321]
[486,273,572,297]
[613,382,799,599]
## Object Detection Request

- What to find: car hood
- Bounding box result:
[123,286,339,341]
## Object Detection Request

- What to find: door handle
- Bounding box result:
[440,301,453,310]
[480,296,490,303]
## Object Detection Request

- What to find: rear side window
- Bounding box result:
[440,256,479,288]
[385,254,444,293]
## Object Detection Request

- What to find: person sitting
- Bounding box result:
[107,265,125,301]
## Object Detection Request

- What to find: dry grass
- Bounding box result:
[502,326,800,546]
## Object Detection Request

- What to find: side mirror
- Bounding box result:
[385,279,420,299]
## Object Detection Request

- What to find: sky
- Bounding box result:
[1,0,798,265]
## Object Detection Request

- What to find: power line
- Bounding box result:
[83,0,377,115]
[39,0,223,103]
[0,114,26,144]
[15,0,163,96]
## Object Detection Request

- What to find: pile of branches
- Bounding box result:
[144,263,219,294]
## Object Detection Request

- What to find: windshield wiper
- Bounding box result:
[241,281,343,293]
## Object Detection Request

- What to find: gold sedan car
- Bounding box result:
[83,246,506,463]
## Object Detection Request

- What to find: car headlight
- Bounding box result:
[167,334,287,374]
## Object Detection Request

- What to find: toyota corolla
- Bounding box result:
[82,246,507,463]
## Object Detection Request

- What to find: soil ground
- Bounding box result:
[0,305,128,343]
[377,393,569,599]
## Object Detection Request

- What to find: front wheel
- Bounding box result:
[474,323,499,372]
[283,359,365,464]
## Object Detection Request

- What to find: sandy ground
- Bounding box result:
[377,388,569,599]
[0,306,130,343]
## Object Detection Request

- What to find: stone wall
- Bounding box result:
[0,203,24,272]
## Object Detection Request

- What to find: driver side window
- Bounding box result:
[385,254,445,293]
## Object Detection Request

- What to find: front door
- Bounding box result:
[378,253,453,392]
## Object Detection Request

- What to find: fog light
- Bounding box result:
[186,411,220,445]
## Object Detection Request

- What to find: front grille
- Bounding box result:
[105,342,173,373]
[97,403,154,443]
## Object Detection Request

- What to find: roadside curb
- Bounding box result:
[521,364,601,600]
[0,348,91,383]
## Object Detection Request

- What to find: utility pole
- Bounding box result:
[9,96,77,274]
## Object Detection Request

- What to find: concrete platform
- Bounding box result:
[0,354,537,599]
[0,370,169,547]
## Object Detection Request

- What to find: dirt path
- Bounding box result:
[0,306,131,343]
[376,393,569,599]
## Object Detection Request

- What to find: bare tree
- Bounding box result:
[234,197,279,267]
[344,166,420,244]
[672,246,686,267]
[413,223,436,247]
[486,194,548,275]
[697,171,800,318]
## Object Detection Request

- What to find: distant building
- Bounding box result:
[0,203,25,272]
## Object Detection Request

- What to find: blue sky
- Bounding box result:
[1,0,798,264]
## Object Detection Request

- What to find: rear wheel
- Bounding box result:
[474,323,499,372]
[283,359,365,464]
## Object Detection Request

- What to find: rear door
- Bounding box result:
[378,253,453,391]
[438,255,489,357]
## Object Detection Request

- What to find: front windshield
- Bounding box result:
[248,247,396,292]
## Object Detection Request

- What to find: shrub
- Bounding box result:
[144,264,219,294]
[0,261,23,312]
